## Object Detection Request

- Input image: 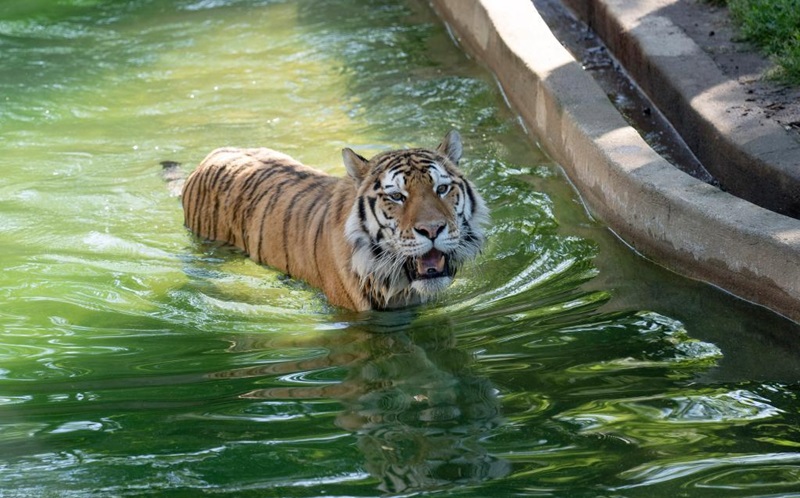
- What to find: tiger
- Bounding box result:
[180,130,488,311]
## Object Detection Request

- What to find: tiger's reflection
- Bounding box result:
[217,313,509,493]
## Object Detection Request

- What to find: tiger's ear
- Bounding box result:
[437,129,462,165]
[342,148,370,182]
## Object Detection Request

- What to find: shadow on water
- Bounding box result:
[182,270,763,496]
[212,311,509,494]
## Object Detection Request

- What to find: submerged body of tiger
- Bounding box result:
[181,131,488,311]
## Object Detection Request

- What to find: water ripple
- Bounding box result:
[617,452,800,491]
[1,0,799,496]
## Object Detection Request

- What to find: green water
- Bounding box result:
[1,0,799,496]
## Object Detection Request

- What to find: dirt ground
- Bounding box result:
[663,0,800,138]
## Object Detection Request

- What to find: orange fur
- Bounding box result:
[182,132,488,311]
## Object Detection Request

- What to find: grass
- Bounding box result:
[723,0,800,85]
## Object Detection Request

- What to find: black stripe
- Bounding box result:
[239,166,322,246]
[209,197,220,240]
[244,165,300,205]
[191,164,215,235]
[298,179,330,229]
[182,173,199,227]
[356,197,366,225]
[366,196,390,235]
[196,163,227,235]
[239,168,290,240]
[386,162,407,176]
[254,180,286,263]
[311,202,327,281]
[240,163,310,203]
[206,163,234,241]
[207,160,230,187]
[253,176,311,263]
[239,165,276,202]
[281,178,328,273]
[184,169,203,231]
[281,207,293,275]
[464,181,478,217]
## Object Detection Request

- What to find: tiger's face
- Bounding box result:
[343,131,488,307]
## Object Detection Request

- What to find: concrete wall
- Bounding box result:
[430,0,800,323]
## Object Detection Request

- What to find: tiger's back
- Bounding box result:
[182,147,365,309]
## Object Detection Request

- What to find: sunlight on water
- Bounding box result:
[1,0,800,496]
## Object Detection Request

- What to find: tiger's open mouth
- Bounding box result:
[407,248,450,280]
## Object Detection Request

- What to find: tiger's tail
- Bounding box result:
[160,160,185,197]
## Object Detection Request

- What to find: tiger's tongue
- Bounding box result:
[416,248,446,276]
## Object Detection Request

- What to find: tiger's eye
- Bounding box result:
[388,192,405,202]
[436,184,450,196]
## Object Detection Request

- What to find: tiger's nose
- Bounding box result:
[414,222,445,240]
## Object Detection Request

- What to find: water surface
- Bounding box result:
[1,0,800,496]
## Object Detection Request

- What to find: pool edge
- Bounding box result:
[430,0,800,324]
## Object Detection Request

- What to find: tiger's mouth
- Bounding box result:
[407,248,450,281]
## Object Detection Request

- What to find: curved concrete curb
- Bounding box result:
[562,0,800,218]
[430,0,800,323]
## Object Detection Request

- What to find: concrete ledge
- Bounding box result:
[561,0,800,218]
[430,0,800,323]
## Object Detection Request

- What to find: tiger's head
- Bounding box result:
[343,131,489,308]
